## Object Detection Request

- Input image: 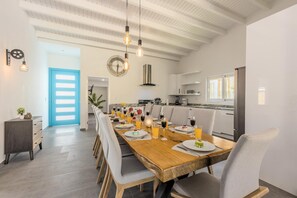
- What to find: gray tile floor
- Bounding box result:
[0,119,295,198]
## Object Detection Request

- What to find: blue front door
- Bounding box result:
[49,68,80,126]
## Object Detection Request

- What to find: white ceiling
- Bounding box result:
[19,0,290,61]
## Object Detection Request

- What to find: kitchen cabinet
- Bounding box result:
[168,71,201,96]
[213,110,234,136]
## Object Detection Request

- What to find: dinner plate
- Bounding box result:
[182,140,216,152]
[124,130,148,138]
[115,123,134,129]
[175,126,194,133]
[156,121,172,125]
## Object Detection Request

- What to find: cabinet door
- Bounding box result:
[168,74,177,94]
[213,110,234,136]
[220,110,234,135]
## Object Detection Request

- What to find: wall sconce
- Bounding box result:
[6,49,29,72]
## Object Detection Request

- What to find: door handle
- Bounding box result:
[225,113,234,115]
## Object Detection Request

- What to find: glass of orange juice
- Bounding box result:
[195,125,203,140]
[116,111,121,117]
[127,116,132,124]
[151,124,159,139]
[120,113,125,119]
[135,120,142,130]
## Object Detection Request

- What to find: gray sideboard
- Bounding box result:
[4,116,43,164]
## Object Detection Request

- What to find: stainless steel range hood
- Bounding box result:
[141,64,156,86]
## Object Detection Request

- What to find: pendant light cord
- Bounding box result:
[139,0,141,40]
[126,0,128,26]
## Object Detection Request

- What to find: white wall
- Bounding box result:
[246,5,297,195]
[177,25,246,105]
[0,0,48,162]
[80,46,178,129]
[48,53,80,70]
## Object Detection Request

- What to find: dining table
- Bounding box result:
[112,117,236,198]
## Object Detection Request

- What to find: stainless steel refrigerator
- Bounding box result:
[234,67,246,142]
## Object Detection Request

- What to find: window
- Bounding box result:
[207,74,234,101]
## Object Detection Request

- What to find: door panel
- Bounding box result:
[49,68,80,126]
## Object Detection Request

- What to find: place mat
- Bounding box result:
[169,127,193,135]
[124,134,152,141]
[172,143,222,157]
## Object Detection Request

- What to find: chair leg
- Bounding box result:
[94,140,100,158]
[139,184,144,192]
[115,184,125,198]
[98,163,109,198]
[97,158,106,184]
[153,178,160,198]
[93,138,99,157]
[93,135,98,151]
[207,166,214,175]
[103,168,113,198]
[96,146,103,169]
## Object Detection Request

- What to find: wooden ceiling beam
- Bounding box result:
[249,0,271,10]
[30,19,188,56]
[127,0,226,35]
[184,0,246,24]
[19,0,205,49]
[35,31,181,61]
[56,0,211,44]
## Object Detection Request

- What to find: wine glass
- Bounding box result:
[141,114,145,122]
[146,112,150,116]
[161,118,167,140]
[190,116,196,127]
[159,113,164,120]
[130,111,135,118]
[123,109,127,116]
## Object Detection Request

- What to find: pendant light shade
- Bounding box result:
[136,39,143,57]
[124,52,130,71]
[136,0,143,57]
[123,0,132,46]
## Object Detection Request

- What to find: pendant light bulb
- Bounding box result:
[20,59,28,72]
[123,26,131,46]
[124,52,130,71]
[136,39,143,57]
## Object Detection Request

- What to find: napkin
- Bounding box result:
[124,134,152,141]
[172,143,222,157]
[169,127,193,135]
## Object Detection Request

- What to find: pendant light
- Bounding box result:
[136,0,143,57]
[123,0,132,46]
[124,46,130,71]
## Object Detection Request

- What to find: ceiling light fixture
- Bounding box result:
[123,0,132,46]
[6,49,29,72]
[136,0,143,57]
[124,46,130,71]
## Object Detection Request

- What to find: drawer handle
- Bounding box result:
[34,133,37,135]
[226,113,234,115]
[35,142,37,144]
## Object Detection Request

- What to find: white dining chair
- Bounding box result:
[98,114,158,198]
[171,128,279,198]
[170,106,190,126]
[190,108,216,135]
[162,106,174,121]
[151,105,162,119]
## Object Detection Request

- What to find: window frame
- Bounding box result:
[207,73,234,102]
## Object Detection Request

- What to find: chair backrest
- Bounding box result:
[144,103,153,115]
[220,128,279,198]
[94,108,102,135]
[190,108,216,135]
[151,105,162,118]
[162,106,174,121]
[99,114,123,183]
[170,106,190,126]
[98,113,110,159]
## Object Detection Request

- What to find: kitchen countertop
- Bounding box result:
[110,103,234,111]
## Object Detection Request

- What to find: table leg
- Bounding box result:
[155,180,175,198]
[4,154,10,164]
[29,151,34,160]
[155,174,189,198]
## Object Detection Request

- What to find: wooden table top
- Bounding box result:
[113,121,235,182]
